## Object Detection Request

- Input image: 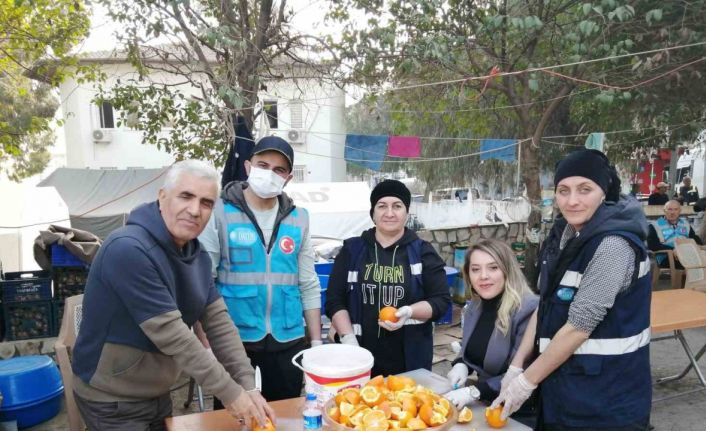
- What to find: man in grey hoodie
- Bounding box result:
[72,160,274,431]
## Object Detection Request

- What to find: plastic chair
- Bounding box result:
[674,238,706,292]
[651,249,685,290]
[53,294,85,431]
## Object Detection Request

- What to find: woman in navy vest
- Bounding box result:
[492,149,652,430]
[444,239,538,426]
[325,180,451,376]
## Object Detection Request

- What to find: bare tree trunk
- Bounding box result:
[521,131,543,289]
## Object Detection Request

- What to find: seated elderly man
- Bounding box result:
[648,199,703,268]
[647,182,669,205]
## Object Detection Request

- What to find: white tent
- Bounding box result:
[0,179,70,272]
[286,182,373,240]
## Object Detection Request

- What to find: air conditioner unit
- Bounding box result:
[92,128,113,144]
[286,129,306,145]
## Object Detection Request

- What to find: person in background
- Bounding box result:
[678,176,699,204]
[492,149,652,430]
[444,239,537,426]
[647,182,669,206]
[648,199,702,268]
[72,160,273,430]
[325,180,451,376]
[198,136,322,404]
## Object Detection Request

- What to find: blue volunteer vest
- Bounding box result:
[344,237,434,371]
[216,202,308,343]
[537,231,652,428]
[651,217,690,265]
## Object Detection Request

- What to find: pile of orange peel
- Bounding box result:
[325,375,478,430]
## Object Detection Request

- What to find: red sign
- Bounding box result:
[279,236,295,254]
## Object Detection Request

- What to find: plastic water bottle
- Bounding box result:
[302,393,322,430]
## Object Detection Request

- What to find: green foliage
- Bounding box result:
[98,81,227,163]
[0,0,90,180]
[332,0,706,196]
[95,0,325,165]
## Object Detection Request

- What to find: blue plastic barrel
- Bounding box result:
[436,267,459,325]
[315,262,335,310]
[0,355,64,428]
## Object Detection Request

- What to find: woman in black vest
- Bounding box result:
[492,150,652,430]
[325,180,450,376]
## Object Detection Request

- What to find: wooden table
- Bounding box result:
[166,378,531,431]
[651,289,706,401]
[166,397,302,431]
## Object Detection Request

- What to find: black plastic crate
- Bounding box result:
[51,244,88,267]
[51,299,65,337]
[53,267,88,301]
[1,271,53,303]
[3,300,53,340]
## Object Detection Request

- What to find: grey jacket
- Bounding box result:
[457,293,538,396]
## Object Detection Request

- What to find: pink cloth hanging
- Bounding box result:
[388,136,421,157]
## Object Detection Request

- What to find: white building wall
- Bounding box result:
[259,78,346,183]
[58,62,345,181]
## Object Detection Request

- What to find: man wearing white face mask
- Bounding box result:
[199,136,322,404]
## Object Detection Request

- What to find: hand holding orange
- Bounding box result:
[379,306,399,323]
[485,405,507,428]
[252,417,276,431]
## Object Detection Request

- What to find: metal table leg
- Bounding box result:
[653,330,706,402]
[656,330,706,385]
[196,383,205,412]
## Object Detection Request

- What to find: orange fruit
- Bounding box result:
[458,406,473,424]
[361,385,384,406]
[363,409,389,431]
[376,400,393,418]
[379,306,399,322]
[327,406,341,422]
[414,392,434,408]
[339,401,355,417]
[252,417,276,431]
[406,417,428,430]
[401,397,418,417]
[387,375,416,391]
[350,406,372,428]
[335,388,361,406]
[434,398,450,417]
[418,403,433,426]
[366,375,386,387]
[339,415,352,426]
[485,406,508,428]
[391,408,412,427]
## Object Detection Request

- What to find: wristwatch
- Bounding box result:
[467,385,481,400]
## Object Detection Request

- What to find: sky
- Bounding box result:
[79,0,345,54]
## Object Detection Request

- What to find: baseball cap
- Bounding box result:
[252,136,294,171]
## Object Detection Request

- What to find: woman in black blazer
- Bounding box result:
[445,239,537,423]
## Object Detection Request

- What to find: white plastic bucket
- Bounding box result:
[292,344,374,404]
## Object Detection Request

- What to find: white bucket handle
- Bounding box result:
[291,350,306,372]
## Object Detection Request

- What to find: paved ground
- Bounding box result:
[27,279,706,430]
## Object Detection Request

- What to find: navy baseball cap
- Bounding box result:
[252,136,294,171]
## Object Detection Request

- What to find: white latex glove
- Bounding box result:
[447,363,469,389]
[490,373,537,420]
[500,365,523,393]
[444,385,479,409]
[310,339,323,347]
[378,305,413,331]
[340,333,359,346]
